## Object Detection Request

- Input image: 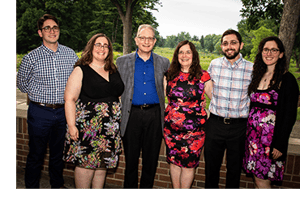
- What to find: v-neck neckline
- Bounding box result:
[89,65,110,82]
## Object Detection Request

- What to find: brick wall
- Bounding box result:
[16,116,300,188]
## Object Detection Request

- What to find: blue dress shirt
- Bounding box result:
[132,51,160,105]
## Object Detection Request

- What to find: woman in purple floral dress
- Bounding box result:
[243,37,299,188]
[164,41,212,188]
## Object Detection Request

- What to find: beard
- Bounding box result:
[222,48,240,60]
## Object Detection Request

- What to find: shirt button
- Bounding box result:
[144,82,146,84]
[144,72,146,74]
[144,93,146,95]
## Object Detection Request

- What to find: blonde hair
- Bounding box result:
[136,24,156,37]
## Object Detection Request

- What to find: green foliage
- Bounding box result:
[249,26,276,61]
[17,0,160,54]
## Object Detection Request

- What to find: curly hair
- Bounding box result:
[74,33,117,73]
[248,36,286,95]
[166,40,203,81]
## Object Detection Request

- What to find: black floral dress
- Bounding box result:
[243,89,285,181]
[63,65,124,169]
[164,71,210,168]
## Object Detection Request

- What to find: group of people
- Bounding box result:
[17,14,299,189]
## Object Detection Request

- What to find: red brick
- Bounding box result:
[16,155,23,161]
[119,155,125,162]
[22,118,27,134]
[196,181,205,188]
[282,181,300,188]
[292,176,300,183]
[17,136,26,145]
[17,117,22,133]
[196,167,205,175]
[106,178,123,187]
[24,134,29,140]
[283,174,291,181]
[158,174,171,182]
[159,161,169,169]
[16,144,23,150]
[286,155,294,174]
[293,155,300,175]
[17,149,28,156]
[154,180,169,188]
[240,174,253,182]
[16,133,23,140]
[239,181,247,188]
[115,167,124,174]
[247,182,255,188]
[114,173,124,180]
[156,167,169,175]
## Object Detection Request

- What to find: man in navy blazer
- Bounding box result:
[116,24,170,188]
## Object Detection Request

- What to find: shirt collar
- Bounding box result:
[135,49,154,62]
[223,53,243,66]
[41,42,61,54]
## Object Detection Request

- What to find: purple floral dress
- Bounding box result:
[164,71,210,168]
[243,89,285,181]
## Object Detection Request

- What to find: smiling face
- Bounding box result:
[135,27,156,55]
[92,37,109,62]
[262,40,284,68]
[178,44,193,70]
[221,34,243,62]
[38,19,60,46]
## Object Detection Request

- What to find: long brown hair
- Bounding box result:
[248,36,286,95]
[75,33,117,73]
[166,40,203,81]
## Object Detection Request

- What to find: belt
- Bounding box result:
[132,104,159,110]
[210,113,247,125]
[31,101,64,109]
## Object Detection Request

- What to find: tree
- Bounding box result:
[240,0,300,70]
[249,26,276,61]
[110,0,161,54]
[278,0,300,70]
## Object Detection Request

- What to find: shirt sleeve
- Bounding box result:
[17,54,32,93]
[201,70,211,83]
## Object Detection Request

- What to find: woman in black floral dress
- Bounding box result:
[63,34,124,188]
[164,41,212,188]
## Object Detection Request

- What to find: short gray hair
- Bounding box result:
[136,24,156,37]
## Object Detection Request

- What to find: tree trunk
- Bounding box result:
[122,10,133,54]
[278,0,300,70]
[110,0,138,55]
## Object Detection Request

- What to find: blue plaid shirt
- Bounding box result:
[17,43,78,104]
[208,54,253,118]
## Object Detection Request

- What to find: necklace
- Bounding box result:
[91,63,105,69]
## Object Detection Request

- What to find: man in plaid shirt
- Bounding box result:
[17,14,78,188]
[204,30,253,188]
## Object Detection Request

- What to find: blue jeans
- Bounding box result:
[25,102,66,188]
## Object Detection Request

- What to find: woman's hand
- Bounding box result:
[272,148,283,160]
[68,125,79,141]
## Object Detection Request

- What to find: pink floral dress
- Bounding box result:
[243,89,285,181]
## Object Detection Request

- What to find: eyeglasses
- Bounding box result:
[138,36,155,42]
[178,50,192,55]
[94,43,110,50]
[42,26,60,33]
[221,41,238,47]
[262,48,279,54]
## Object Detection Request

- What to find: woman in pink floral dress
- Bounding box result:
[243,37,299,188]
